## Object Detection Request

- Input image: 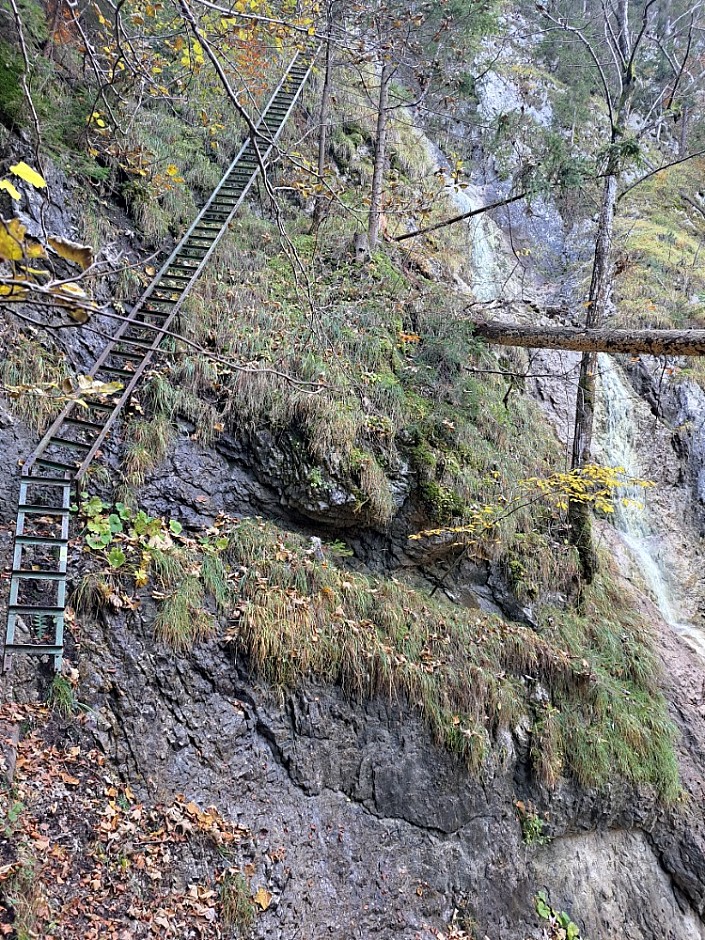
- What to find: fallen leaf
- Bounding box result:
[253,887,272,911]
[68,306,90,324]
[0,179,21,200]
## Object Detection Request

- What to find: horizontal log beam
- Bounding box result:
[472,321,705,357]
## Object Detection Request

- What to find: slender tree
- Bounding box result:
[539,0,705,580]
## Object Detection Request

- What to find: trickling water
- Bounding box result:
[597,355,705,658]
[418,136,517,302]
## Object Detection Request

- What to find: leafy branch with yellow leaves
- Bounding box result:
[0,161,99,321]
[410,465,655,546]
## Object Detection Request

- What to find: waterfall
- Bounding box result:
[417,134,517,302]
[597,355,705,657]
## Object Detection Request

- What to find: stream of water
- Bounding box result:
[597,355,705,657]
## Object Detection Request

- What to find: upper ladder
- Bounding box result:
[3,49,318,672]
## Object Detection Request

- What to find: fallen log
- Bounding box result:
[472,321,705,357]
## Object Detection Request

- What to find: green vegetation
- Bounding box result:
[538,565,679,799]
[219,518,677,796]
[2,854,44,940]
[535,891,584,940]
[153,574,213,650]
[0,329,71,431]
[516,801,550,846]
[46,675,76,717]
[174,208,577,603]
[219,870,256,934]
[617,160,705,331]
[0,38,24,128]
[74,495,230,650]
[122,372,219,488]
[72,502,677,796]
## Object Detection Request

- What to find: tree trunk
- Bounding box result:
[368,61,391,251]
[309,6,334,235]
[472,321,705,357]
[568,0,635,583]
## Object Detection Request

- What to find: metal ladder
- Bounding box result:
[3,49,318,672]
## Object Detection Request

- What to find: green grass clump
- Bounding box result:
[154,575,214,651]
[219,870,256,933]
[617,159,705,330]
[122,372,219,487]
[1,331,71,431]
[222,518,678,796]
[70,572,112,614]
[0,38,24,128]
[46,675,76,717]
[539,560,679,800]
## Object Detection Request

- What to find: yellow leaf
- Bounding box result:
[135,568,149,587]
[0,282,28,299]
[48,236,94,270]
[0,179,21,200]
[0,218,29,261]
[253,887,272,911]
[68,306,90,324]
[10,161,47,189]
[57,281,88,299]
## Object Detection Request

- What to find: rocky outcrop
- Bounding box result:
[67,587,705,940]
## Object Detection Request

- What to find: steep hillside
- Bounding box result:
[2,1,705,938]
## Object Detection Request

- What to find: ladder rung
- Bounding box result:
[84,401,115,412]
[119,338,155,351]
[18,505,70,515]
[8,605,64,615]
[22,476,71,486]
[112,350,144,361]
[15,535,69,545]
[100,367,138,378]
[12,570,65,580]
[48,437,93,451]
[34,458,78,472]
[3,644,63,655]
[63,417,105,431]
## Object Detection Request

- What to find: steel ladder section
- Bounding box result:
[3,48,317,672]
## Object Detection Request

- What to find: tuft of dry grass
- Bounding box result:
[1,330,71,432]
[221,518,678,796]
